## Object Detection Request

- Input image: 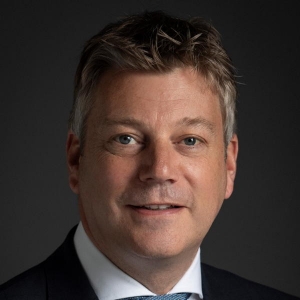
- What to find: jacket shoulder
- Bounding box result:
[0,226,97,300]
[0,264,46,300]
[202,263,299,300]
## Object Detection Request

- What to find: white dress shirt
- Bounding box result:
[74,222,203,300]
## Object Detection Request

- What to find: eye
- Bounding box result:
[115,135,137,145]
[183,137,198,146]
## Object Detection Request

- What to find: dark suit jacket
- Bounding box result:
[0,226,298,300]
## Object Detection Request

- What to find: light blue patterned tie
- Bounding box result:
[121,293,191,300]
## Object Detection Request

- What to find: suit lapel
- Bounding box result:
[201,263,226,300]
[44,226,98,300]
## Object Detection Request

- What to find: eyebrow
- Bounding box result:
[102,117,145,128]
[102,116,215,133]
[177,117,216,134]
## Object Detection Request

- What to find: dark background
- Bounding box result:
[1,0,299,297]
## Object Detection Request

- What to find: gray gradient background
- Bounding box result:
[1,0,299,297]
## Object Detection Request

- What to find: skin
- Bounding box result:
[67,67,238,294]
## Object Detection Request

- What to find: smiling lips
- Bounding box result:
[120,186,191,212]
[129,204,183,216]
[137,205,179,210]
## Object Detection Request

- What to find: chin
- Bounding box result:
[127,233,199,261]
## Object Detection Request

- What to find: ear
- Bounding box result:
[66,131,81,194]
[225,134,238,199]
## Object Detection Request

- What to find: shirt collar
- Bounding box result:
[74,222,203,300]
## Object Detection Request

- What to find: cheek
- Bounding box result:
[186,156,227,214]
[81,155,140,210]
[101,156,138,188]
[186,155,226,189]
[78,155,131,224]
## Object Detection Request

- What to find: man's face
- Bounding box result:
[67,67,238,264]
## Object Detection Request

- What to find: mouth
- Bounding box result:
[136,205,179,210]
[128,204,183,216]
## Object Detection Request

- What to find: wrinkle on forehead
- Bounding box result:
[89,67,222,134]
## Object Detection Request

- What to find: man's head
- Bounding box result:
[68,10,236,149]
[66,11,238,291]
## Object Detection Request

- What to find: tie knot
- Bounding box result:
[121,293,191,300]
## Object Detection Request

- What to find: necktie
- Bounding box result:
[121,293,191,300]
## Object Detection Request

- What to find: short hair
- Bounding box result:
[69,10,237,147]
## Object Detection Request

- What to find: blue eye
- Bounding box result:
[117,135,134,144]
[183,137,197,145]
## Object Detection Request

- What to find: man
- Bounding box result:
[0,10,298,300]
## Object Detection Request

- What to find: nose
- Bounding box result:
[138,140,179,184]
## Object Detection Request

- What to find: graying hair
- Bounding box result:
[69,11,237,147]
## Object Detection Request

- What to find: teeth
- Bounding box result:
[142,205,174,210]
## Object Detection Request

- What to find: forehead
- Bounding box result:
[89,67,222,130]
